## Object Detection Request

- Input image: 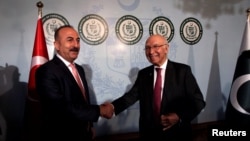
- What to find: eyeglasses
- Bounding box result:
[144,44,166,51]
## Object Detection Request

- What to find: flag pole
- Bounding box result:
[24,2,49,140]
[37,1,43,18]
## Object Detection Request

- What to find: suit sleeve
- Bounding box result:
[177,66,206,122]
[35,64,100,122]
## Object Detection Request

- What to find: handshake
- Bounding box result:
[100,102,114,119]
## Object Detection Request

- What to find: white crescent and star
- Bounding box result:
[230,74,250,115]
[31,56,48,68]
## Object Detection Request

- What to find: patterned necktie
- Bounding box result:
[154,68,162,123]
[69,63,87,100]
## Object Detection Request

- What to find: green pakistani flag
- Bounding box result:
[225,11,250,129]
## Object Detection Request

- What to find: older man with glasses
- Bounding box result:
[104,34,206,141]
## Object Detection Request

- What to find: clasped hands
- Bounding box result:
[100,103,180,130]
[100,102,114,119]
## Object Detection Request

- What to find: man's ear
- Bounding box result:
[165,44,169,53]
[54,41,59,50]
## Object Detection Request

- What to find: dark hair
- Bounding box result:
[54,25,73,40]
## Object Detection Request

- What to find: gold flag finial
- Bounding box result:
[36,1,44,17]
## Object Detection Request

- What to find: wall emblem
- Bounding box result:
[115,15,143,45]
[42,13,69,45]
[149,16,174,42]
[180,17,203,45]
[78,14,109,45]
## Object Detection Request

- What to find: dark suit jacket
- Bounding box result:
[35,55,100,141]
[112,60,206,141]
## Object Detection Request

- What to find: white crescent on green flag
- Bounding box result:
[225,11,250,129]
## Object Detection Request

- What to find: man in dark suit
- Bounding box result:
[35,25,113,141]
[110,34,206,141]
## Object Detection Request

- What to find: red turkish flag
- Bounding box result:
[23,13,49,141]
[28,14,49,101]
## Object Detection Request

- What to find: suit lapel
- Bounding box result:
[75,64,90,101]
[53,56,89,102]
[146,66,155,104]
[161,61,174,112]
[54,56,76,82]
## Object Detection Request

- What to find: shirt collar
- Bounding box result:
[56,53,72,67]
[155,59,168,69]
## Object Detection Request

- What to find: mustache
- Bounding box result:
[69,47,79,52]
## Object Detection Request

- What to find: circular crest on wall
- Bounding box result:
[180,17,203,45]
[149,16,174,43]
[78,14,109,45]
[42,13,69,45]
[115,15,143,45]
